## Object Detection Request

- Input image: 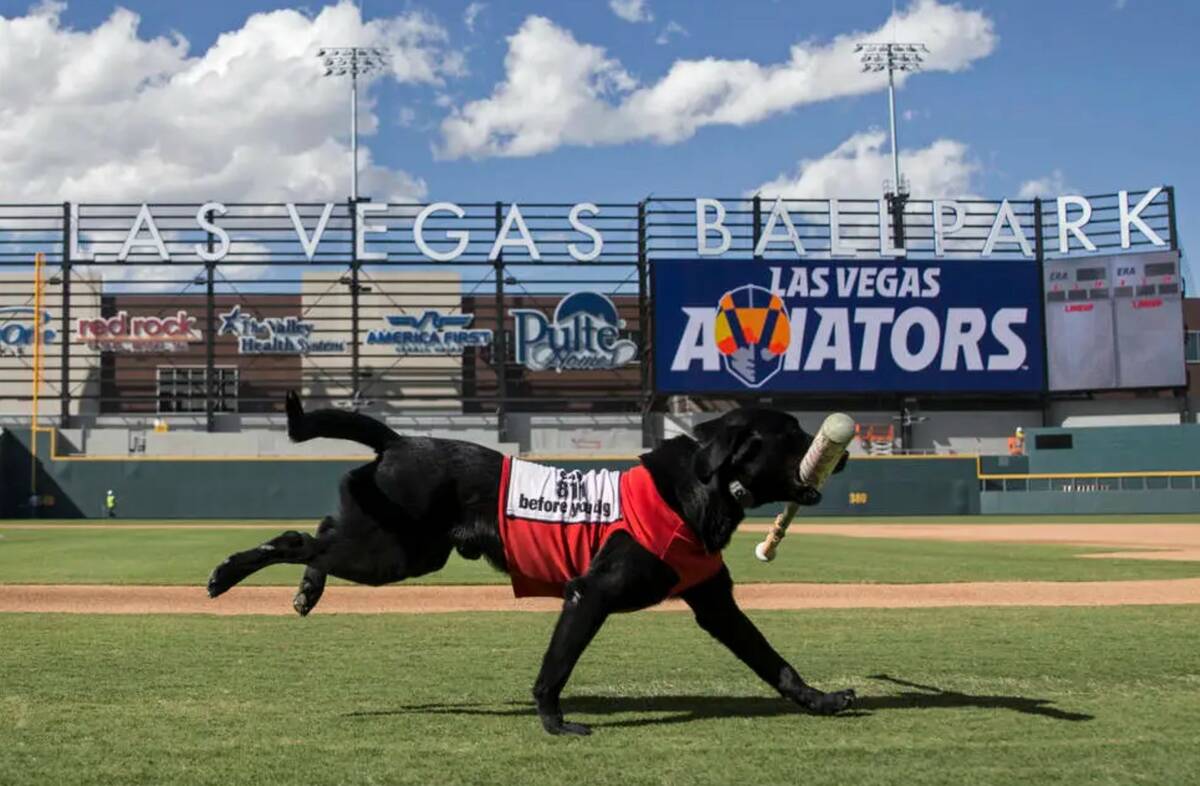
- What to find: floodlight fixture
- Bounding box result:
[317,47,390,201]
[856,42,928,197]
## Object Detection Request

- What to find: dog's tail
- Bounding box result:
[285,391,399,453]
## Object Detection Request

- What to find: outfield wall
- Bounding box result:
[1,427,977,519]
[1024,424,1200,473]
[981,490,1200,515]
[3,424,1198,519]
[1,428,358,519]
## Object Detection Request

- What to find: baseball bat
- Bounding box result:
[754,412,855,562]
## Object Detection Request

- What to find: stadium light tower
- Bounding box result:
[317,47,389,201]
[855,42,928,198]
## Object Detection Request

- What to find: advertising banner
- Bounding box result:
[219,305,345,355]
[366,311,492,355]
[0,307,56,357]
[654,259,1044,394]
[76,310,202,353]
[512,291,639,372]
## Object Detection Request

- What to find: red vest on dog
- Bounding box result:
[498,457,724,598]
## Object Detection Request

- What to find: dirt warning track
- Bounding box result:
[2,579,1199,615]
[744,523,1200,561]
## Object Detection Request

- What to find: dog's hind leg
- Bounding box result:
[207,528,327,599]
[681,566,855,715]
[292,514,337,616]
[293,566,327,617]
[532,532,678,736]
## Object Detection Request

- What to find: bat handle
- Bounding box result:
[754,502,799,562]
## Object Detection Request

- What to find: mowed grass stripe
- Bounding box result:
[1,606,1197,786]
[1,527,1200,586]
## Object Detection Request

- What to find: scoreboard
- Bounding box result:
[1044,250,1184,391]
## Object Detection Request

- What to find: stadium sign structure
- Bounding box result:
[217,306,345,355]
[0,186,1181,421]
[0,307,56,356]
[60,189,1169,263]
[512,292,639,372]
[365,312,493,355]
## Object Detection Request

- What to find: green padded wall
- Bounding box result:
[1025,424,1200,474]
[2,430,979,519]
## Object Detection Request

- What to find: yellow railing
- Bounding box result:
[29,252,44,499]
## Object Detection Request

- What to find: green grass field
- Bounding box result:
[2,516,1198,785]
[2,607,1198,786]
[2,523,1199,586]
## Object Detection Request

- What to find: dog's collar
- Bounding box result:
[727,479,756,510]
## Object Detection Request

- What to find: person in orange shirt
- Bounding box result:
[1008,427,1025,456]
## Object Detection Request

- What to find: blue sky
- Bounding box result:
[0,0,1193,277]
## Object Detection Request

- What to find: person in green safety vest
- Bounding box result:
[105,489,117,518]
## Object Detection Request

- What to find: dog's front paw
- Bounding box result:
[293,590,313,616]
[540,715,592,736]
[805,688,855,715]
[206,559,241,599]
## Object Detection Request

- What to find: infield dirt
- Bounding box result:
[748,523,1200,561]
[1,578,1197,615]
[3,522,1199,614]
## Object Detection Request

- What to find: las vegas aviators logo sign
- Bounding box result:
[659,260,1042,394]
[714,285,791,388]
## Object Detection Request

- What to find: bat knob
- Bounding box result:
[754,541,775,562]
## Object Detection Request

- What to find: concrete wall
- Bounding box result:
[664,411,895,456]
[303,270,464,410]
[515,413,644,455]
[45,414,519,458]
[1046,397,1184,428]
[911,410,1044,455]
[0,270,103,417]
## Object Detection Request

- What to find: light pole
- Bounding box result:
[317,47,388,201]
[855,42,927,198]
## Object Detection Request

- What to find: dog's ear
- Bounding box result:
[693,418,762,482]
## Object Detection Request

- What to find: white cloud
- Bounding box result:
[610,0,653,24]
[655,20,687,46]
[438,1,996,159]
[0,1,464,203]
[753,129,980,199]
[1017,169,1073,199]
[464,2,486,33]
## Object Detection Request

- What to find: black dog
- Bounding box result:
[207,393,854,735]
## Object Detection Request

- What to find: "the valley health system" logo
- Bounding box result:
[218,305,345,355]
[366,311,493,355]
[713,284,792,388]
[512,291,638,372]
